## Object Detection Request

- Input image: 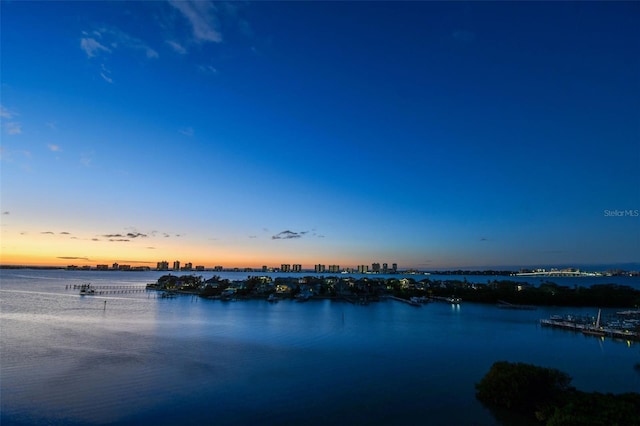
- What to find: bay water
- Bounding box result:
[2,270,639,425]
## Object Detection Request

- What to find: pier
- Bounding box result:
[431,296,462,304]
[388,296,422,306]
[496,300,536,310]
[67,284,147,295]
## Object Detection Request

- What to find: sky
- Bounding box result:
[1,1,639,270]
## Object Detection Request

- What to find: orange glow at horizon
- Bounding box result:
[0,245,367,269]
[0,253,368,269]
[2,230,403,269]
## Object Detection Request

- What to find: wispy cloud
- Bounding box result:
[41,231,55,235]
[2,211,9,215]
[1,105,22,135]
[100,64,113,84]
[58,256,90,261]
[179,127,194,136]
[80,27,157,82]
[48,144,61,152]
[102,232,148,239]
[5,122,22,135]
[169,0,222,43]
[1,105,16,119]
[272,230,305,240]
[80,151,94,167]
[166,40,187,54]
[99,26,159,58]
[197,64,218,75]
[80,36,111,58]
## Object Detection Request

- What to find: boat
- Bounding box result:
[79,284,95,295]
[582,309,606,337]
[446,296,462,304]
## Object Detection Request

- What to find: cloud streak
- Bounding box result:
[5,122,22,135]
[169,0,222,43]
[1,107,22,135]
[80,37,111,57]
[179,127,194,136]
[166,40,187,54]
[1,105,16,119]
[102,232,148,239]
[272,230,305,240]
[80,27,157,83]
[99,26,159,58]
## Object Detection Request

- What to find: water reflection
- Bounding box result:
[1,270,639,426]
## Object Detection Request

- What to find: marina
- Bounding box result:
[540,309,640,342]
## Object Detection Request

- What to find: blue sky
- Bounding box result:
[1,1,638,270]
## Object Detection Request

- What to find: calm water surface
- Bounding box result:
[1,270,639,425]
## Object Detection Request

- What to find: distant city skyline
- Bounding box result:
[1,1,638,270]
[28,259,640,274]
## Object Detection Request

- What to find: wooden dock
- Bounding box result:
[68,284,147,295]
[389,296,421,306]
[496,300,536,310]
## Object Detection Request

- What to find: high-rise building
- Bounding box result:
[358,265,369,274]
[157,261,169,271]
[182,262,193,271]
[293,264,302,272]
[372,263,381,273]
[382,263,388,274]
[281,264,291,273]
[329,265,340,273]
[392,263,398,273]
[315,264,326,273]
[173,260,180,271]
